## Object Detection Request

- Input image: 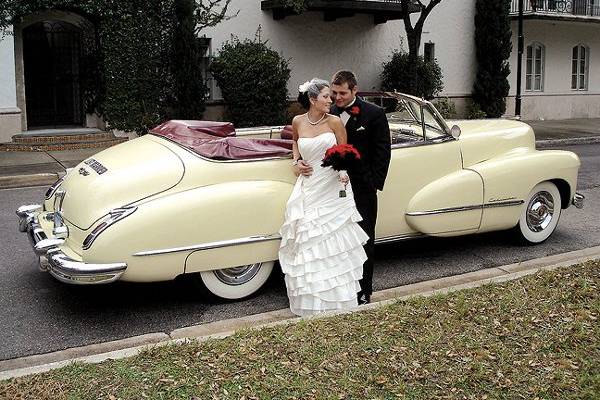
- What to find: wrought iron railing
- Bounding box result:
[510,0,600,17]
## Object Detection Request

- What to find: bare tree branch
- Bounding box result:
[415,0,442,32]
[195,0,239,32]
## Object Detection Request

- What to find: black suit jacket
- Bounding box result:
[331,97,391,192]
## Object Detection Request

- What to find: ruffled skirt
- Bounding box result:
[279,174,369,316]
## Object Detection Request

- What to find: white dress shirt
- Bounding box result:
[340,97,357,126]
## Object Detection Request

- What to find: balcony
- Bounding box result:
[510,0,600,22]
[261,0,419,25]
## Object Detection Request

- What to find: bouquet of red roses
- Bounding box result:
[321,144,361,197]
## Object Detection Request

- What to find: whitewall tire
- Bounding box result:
[195,261,275,300]
[516,181,561,244]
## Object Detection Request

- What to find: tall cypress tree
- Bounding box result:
[172,0,206,119]
[472,0,512,118]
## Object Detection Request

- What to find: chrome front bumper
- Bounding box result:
[16,205,127,285]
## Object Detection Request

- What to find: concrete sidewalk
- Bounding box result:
[1,118,599,189]
[0,148,103,189]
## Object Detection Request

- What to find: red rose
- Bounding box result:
[350,106,360,116]
[321,144,361,171]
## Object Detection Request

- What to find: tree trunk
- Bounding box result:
[406,27,421,59]
[406,27,422,94]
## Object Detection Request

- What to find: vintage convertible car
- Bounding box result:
[17,93,584,300]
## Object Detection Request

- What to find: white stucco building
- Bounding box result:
[506,1,600,119]
[0,0,598,143]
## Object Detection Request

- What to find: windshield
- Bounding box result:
[386,96,447,141]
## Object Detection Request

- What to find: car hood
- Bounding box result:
[60,136,185,229]
[451,119,535,167]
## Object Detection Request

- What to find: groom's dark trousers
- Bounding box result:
[331,97,391,296]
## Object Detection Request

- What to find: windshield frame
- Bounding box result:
[386,92,451,139]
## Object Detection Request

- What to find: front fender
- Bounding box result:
[405,169,484,236]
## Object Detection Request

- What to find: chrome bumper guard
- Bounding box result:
[572,192,585,209]
[16,205,127,285]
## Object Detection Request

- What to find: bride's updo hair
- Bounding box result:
[297,78,329,110]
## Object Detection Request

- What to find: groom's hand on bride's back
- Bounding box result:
[295,160,313,177]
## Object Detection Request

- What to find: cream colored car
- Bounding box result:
[17,93,584,300]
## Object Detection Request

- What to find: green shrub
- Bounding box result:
[434,97,457,119]
[381,51,443,100]
[466,101,487,119]
[210,34,290,127]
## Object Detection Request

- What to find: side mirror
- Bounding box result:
[450,125,461,139]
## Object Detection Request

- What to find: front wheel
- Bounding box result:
[515,181,562,244]
[192,261,275,300]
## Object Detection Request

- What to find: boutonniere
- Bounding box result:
[349,105,360,116]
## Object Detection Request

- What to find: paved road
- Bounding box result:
[1,144,598,361]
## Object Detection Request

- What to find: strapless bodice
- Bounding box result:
[297,131,336,165]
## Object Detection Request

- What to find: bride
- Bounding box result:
[279,78,369,316]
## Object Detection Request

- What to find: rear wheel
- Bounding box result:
[515,181,561,244]
[192,261,275,300]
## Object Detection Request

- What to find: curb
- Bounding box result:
[536,136,600,148]
[1,245,599,381]
[2,136,600,190]
[0,173,61,189]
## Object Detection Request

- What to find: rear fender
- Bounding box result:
[85,180,292,280]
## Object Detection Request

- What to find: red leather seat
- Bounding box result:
[280,125,293,140]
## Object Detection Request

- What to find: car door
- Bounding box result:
[376,99,484,241]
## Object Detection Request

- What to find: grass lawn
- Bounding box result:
[1,260,598,400]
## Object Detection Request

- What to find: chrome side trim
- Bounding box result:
[406,200,524,216]
[133,234,282,257]
[483,200,525,209]
[374,233,425,244]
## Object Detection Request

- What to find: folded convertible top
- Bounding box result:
[150,120,293,160]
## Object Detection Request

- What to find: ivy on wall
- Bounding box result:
[0,0,233,134]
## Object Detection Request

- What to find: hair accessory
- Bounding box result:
[298,81,311,93]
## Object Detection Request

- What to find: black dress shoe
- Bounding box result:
[357,293,371,305]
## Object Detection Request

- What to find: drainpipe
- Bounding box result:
[515,0,524,118]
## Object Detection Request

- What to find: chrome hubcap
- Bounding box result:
[213,263,262,286]
[526,191,555,232]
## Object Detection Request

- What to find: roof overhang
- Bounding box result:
[261,0,420,24]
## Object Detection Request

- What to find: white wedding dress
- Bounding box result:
[279,131,369,316]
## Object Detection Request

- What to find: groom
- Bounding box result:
[329,70,391,305]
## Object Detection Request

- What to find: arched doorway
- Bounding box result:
[23,20,83,128]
